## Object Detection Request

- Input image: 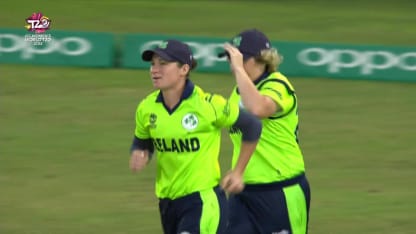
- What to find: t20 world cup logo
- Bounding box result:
[25,12,51,33]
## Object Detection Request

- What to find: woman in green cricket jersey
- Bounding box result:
[220,29,311,234]
[129,39,262,234]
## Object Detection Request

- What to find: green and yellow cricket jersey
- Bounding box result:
[135,80,239,199]
[229,72,305,184]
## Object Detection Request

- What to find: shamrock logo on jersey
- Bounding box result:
[182,113,198,130]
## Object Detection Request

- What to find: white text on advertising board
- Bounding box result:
[0,34,91,59]
[298,48,416,74]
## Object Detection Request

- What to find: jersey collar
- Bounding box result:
[236,71,270,94]
[156,79,195,114]
[253,71,271,85]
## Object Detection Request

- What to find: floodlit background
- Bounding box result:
[1,1,415,233]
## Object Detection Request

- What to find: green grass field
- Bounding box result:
[1,1,416,233]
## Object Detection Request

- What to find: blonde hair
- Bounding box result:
[255,48,283,72]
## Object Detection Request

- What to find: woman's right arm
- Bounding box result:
[129,137,154,172]
[221,109,262,193]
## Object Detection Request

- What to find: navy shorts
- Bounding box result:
[159,186,228,234]
[227,174,311,234]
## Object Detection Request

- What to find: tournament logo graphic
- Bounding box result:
[24,12,52,46]
[182,113,198,130]
[223,101,231,116]
[149,113,157,129]
[25,12,51,33]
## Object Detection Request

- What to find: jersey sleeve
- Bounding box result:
[259,81,295,116]
[134,101,150,139]
[207,93,239,128]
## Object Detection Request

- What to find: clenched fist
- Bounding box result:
[129,150,149,172]
[221,170,245,194]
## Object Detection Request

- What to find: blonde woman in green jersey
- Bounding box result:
[129,39,262,234]
[220,29,311,234]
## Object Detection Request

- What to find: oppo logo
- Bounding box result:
[298,48,416,74]
[0,34,92,59]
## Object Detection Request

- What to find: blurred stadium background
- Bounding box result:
[1,0,415,233]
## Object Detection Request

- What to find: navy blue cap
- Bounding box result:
[219,29,271,60]
[142,40,197,70]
